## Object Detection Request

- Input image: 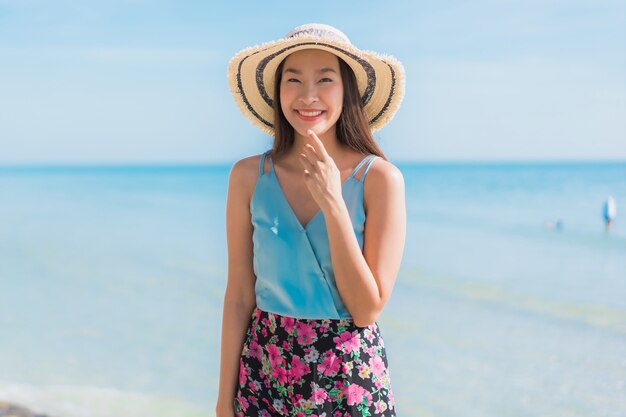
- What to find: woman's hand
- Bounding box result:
[297,129,343,213]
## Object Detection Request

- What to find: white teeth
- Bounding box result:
[298,110,322,117]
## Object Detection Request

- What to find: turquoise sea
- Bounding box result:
[0,160,624,417]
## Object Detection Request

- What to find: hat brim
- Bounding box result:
[227,34,405,136]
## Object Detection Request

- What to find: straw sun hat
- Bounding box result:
[227,23,406,135]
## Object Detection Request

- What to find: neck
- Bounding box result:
[292,128,344,161]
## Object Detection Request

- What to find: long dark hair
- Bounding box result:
[270,53,387,161]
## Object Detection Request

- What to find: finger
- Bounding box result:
[302,143,318,161]
[305,130,324,157]
[297,152,314,175]
[306,129,330,160]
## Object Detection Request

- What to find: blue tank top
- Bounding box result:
[251,149,380,320]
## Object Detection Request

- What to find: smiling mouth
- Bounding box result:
[295,110,324,120]
[297,110,323,117]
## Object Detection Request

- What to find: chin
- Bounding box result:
[295,125,329,137]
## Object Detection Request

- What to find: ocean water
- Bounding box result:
[0,161,624,417]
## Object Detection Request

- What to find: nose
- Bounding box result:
[298,83,319,105]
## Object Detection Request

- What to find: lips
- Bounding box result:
[295,109,325,121]
[297,110,322,117]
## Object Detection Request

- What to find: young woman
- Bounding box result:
[217,23,406,417]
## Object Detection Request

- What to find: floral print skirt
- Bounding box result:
[234,307,396,417]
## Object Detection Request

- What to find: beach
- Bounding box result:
[0,161,624,417]
[0,401,54,417]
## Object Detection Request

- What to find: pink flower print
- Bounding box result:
[333,412,343,417]
[388,389,396,409]
[249,340,263,360]
[238,360,249,385]
[342,360,354,375]
[281,316,295,334]
[282,340,290,351]
[380,372,391,388]
[357,363,370,379]
[333,331,360,354]
[343,383,368,406]
[266,344,285,368]
[291,393,304,409]
[259,411,272,417]
[364,390,373,406]
[369,355,385,379]
[290,355,310,383]
[303,346,319,363]
[319,320,330,333]
[271,366,288,384]
[311,385,328,404]
[317,351,341,377]
[272,399,285,414]
[373,378,383,389]
[261,327,268,337]
[236,392,249,410]
[295,322,318,345]
[364,328,375,342]
[251,379,262,392]
[375,400,388,414]
[248,395,259,407]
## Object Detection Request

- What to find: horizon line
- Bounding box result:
[0,158,624,171]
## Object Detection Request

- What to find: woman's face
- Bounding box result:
[279,49,344,138]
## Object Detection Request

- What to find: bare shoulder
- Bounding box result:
[229,152,265,203]
[364,157,405,189]
[363,157,405,211]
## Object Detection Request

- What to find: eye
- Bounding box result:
[286,78,300,83]
[319,77,333,82]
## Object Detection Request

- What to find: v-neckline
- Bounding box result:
[269,155,368,231]
[273,171,356,231]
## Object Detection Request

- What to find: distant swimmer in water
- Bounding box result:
[545,218,564,231]
[602,196,617,232]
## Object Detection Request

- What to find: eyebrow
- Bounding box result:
[283,67,338,75]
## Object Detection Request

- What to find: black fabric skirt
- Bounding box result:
[234,307,397,417]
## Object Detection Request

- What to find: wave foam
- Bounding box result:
[0,381,209,417]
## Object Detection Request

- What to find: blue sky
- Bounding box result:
[0,0,624,164]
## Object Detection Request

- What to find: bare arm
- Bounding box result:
[215,157,258,416]
[325,159,406,327]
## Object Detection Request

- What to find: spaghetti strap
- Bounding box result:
[349,154,373,180]
[258,151,267,177]
[351,155,379,181]
[360,155,379,182]
[259,150,273,177]
[268,152,275,174]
